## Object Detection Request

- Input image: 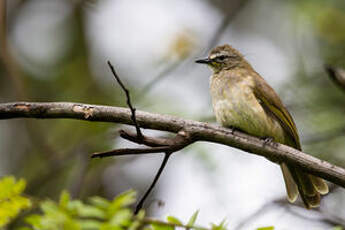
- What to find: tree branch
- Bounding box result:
[1,101,345,187]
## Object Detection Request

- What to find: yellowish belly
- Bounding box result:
[210,78,286,143]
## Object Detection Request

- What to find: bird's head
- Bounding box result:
[196,44,248,73]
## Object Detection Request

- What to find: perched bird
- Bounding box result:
[196,44,328,208]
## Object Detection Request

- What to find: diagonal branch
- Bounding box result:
[1,101,345,188]
[134,152,171,214]
[107,61,143,140]
[92,147,171,158]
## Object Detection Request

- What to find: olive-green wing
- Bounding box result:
[252,73,301,150]
[252,72,328,207]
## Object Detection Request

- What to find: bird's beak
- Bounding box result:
[195,58,211,64]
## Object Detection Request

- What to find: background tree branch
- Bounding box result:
[1,101,345,188]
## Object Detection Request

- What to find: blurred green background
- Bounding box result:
[0,0,345,229]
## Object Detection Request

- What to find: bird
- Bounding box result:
[195,44,328,208]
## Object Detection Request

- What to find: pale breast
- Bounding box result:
[210,71,286,143]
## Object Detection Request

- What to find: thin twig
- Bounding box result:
[92,146,171,158]
[119,130,173,147]
[92,130,193,158]
[107,61,143,140]
[92,129,193,212]
[103,64,196,213]
[135,152,171,214]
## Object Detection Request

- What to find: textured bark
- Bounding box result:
[1,101,345,187]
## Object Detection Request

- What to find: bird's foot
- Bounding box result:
[227,126,241,135]
[261,136,274,146]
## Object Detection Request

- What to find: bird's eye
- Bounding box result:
[216,55,227,61]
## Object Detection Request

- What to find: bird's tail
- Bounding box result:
[280,163,329,208]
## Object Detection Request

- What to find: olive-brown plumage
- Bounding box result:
[196,44,328,208]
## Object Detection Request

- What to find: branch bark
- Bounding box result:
[1,101,345,188]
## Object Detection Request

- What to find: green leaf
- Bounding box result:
[0,176,25,200]
[187,210,199,226]
[257,227,274,230]
[166,216,182,225]
[40,200,59,214]
[89,196,110,210]
[70,200,105,219]
[25,214,43,228]
[211,219,227,230]
[136,210,145,220]
[129,210,146,230]
[0,176,32,227]
[108,190,136,214]
[79,219,101,229]
[108,209,132,226]
[59,190,70,209]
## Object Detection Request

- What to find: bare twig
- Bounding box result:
[93,127,193,213]
[107,61,143,140]
[119,130,173,147]
[105,63,197,212]
[1,102,345,188]
[135,152,171,214]
[92,146,171,158]
[92,130,193,158]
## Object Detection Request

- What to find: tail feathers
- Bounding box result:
[280,163,328,209]
[303,192,321,209]
[310,175,329,195]
[281,163,298,203]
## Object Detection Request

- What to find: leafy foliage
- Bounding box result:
[0,176,32,227]
[24,190,136,230]
[0,175,277,230]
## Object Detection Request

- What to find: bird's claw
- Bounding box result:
[262,136,274,146]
